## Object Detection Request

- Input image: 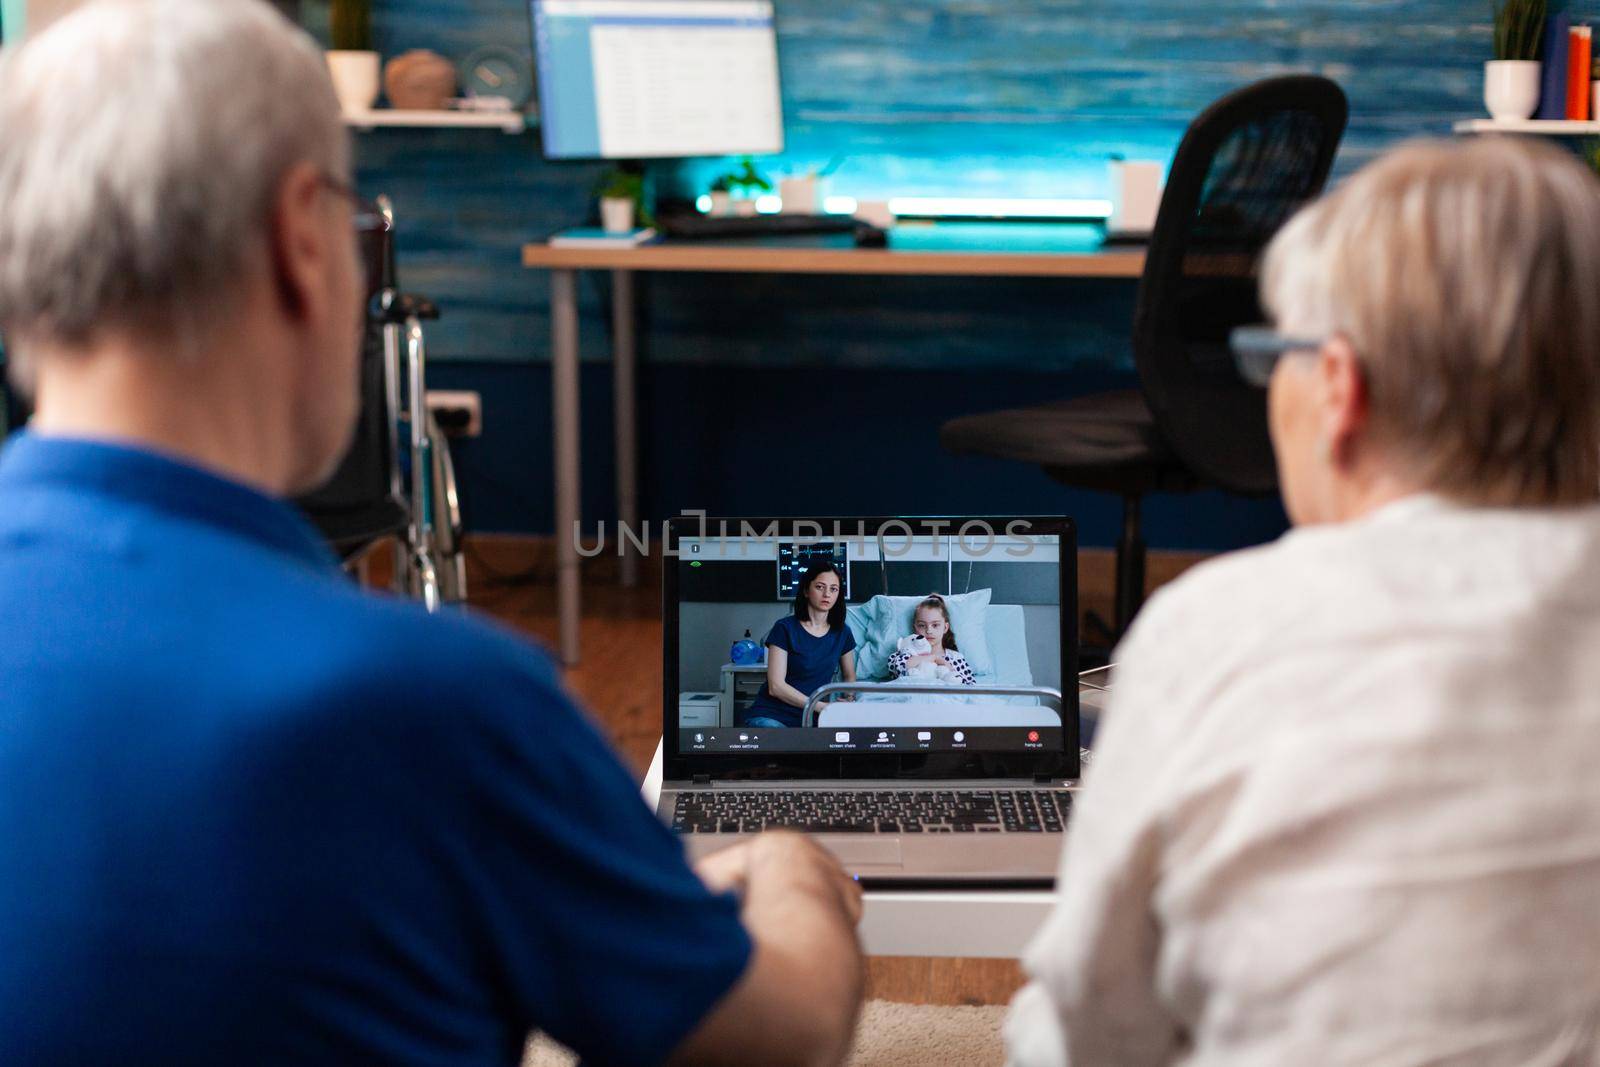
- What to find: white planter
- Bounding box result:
[779,174,820,214]
[1484,60,1541,121]
[326,50,381,116]
[600,197,636,234]
[708,190,733,217]
[733,198,759,217]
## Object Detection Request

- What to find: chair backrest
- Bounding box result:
[1132,75,1347,494]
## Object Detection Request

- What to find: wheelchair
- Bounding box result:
[294,196,467,609]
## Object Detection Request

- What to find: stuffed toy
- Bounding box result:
[894,634,957,683]
[897,633,931,659]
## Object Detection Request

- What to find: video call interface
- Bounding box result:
[673,520,1066,755]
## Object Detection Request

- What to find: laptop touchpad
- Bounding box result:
[819,838,903,867]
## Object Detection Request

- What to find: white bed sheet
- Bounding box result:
[817,703,1059,728]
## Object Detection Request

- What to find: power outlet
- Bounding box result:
[425,390,482,438]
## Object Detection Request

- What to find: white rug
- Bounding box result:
[522,999,1007,1066]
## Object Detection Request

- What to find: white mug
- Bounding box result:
[853,200,894,229]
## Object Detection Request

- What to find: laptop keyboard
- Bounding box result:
[672,789,1071,834]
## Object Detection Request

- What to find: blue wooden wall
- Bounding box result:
[297,1,1597,546]
[317,0,1575,371]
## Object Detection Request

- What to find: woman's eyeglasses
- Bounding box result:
[1229,326,1326,387]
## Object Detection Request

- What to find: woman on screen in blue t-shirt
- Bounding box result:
[740,560,857,728]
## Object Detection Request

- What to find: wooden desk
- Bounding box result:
[521,225,1146,665]
[523,240,1145,277]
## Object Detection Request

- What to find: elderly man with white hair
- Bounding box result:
[1005,136,1600,1066]
[0,3,864,1065]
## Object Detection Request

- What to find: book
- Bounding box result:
[1538,12,1571,119]
[549,227,658,248]
[1568,24,1592,119]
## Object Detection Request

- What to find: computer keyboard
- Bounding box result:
[672,789,1070,834]
[655,211,863,240]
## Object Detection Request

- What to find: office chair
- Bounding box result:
[295,196,467,610]
[942,75,1347,642]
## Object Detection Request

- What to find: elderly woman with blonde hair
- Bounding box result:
[1006,137,1600,1067]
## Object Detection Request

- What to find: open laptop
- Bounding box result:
[658,515,1079,886]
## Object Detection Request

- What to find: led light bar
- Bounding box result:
[691,194,1111,220]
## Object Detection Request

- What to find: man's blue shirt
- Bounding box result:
[0,433,750,1066]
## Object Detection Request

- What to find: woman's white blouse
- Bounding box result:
[1006,495,1600,1067]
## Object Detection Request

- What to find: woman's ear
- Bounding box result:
[1317,336,1369,468]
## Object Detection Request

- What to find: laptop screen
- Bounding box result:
[667,517,1073,759]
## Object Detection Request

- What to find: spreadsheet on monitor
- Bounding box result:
[531,0,784,159]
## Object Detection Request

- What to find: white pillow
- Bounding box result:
[853,589,994,681]
[845,604,882,678]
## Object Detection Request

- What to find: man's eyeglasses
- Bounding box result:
[320,176,391,237]
[1229,326,1327,387]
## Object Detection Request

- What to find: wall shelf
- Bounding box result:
[343,109,530,133]
[1454,118,1600,135]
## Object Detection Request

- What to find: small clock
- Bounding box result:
[459,46,533,111]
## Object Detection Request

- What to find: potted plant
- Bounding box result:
[1485,0,1547,121]
[326,0,380,115]
[778,169,820,215]
[707,175,733,217]
[726,157,772,216]
[777,155,844,215]
[596,168,646,233]
[1582,137,1600,175]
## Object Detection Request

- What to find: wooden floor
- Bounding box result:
[434,536,1207,1007]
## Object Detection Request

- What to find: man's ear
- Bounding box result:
[266,161,328,324]
[1317,335,1368,468]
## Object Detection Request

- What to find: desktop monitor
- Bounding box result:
[529,0,784,159]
